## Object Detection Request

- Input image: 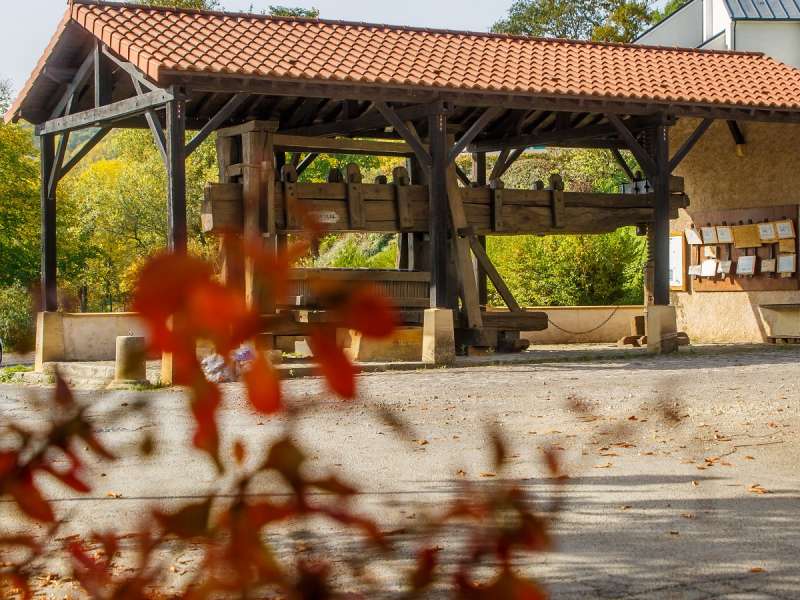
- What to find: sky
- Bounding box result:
[0,0,514,95]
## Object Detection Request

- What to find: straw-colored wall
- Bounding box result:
[670,119,800,342]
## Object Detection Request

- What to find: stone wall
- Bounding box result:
[670,119,800,342]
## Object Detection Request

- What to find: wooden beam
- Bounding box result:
[455,164,471,187]
[668,118,712,172]
[37,89,175,135]
[101,45,156,92]
[272,133,418,156]
[468,235,521,312]
[428,111,452,309]
[610,148,635,182]
[48,131,70,198]
[93,41,113,108]
[375,101,432,167]
[49,52,94,120]
[652,124,671,306]
[448,107,502,162]
[296,152,319,176]
[444,166,483,328]
[471,151,488,306]
[131,78,167,166]
[186,93,249,156]
[60,127,112,178]
[727,120,746,145]
[40,134,57,311]
[606,114,657,177]
[166,93,187,254]
[280,103,432,137]
[489,149,510,181]
[493,147,524,179]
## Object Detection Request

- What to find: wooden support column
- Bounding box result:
[471,151,488,306]
[40,134,57,311]
[165,92,187,253]
[428,110,452,309]
[652,124,671,306]
[409,157,429,271]
[215,134,244,290]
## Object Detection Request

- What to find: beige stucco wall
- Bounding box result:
[669,119,800,343]
[520,305,643,344]
[36,312,150,370]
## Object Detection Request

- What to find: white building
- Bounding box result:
[636,0,800,67]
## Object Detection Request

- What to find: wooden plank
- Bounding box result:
[482,311,548,331]
[272,133,417,156]
[445,165,483,328]
[166,95,187,253]
[242,129,266,307]
[468,236,521,312]
[492,188,504,232]
[37,89,175,135]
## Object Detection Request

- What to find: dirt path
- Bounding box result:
[1,345,799,598]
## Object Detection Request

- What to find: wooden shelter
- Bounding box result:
[8,0,800,360]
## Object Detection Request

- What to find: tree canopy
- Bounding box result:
[492,0,658,42]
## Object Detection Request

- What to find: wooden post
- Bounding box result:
[241,129,265,308]
[40,134,57,311]
[652,124,671,306]
[165,92,187,253]
[428,110,451,309]
[409,157,429,272]
[215,134,244,290]
[471,151,488,306]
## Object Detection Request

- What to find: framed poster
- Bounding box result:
[778,254,797,274]
[700,259,718,277]
[669,232,687,291]
[685,228,703,246]
[716,226,734,244]
[732,224,762,249]
[717,260,733,275]
[758,222,777,242]
[701,226,718,244]
[761,258,777,273]
[775,220,796,240]
[737,255,757,275]
[779,238,796,253]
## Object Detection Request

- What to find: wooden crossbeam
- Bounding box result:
[93,41,113,108]
[448,107,503,162]
[606,114,657,177]
[454,164,471,187]
[489,149,510,182]
[375,101,432,168]
[296,152,319,176]
[610,148,636,182]
[60,127,111,178]
[186,93,249,156]
[131,78,167,165]
[37,89,175,135]
[49,52,94,120]
[280,103,431,137]
[101,45,156,92]
[467,235,521,312]
[668,118,713,172]
[273,133,417,156]
[493,147,525,180]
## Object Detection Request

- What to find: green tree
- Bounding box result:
[267,5,320,17]
[0,80,40,288]
[492,0,657,42]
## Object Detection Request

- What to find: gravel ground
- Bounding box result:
[1,345,799,598]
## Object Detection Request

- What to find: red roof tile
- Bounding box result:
[9,0,800,123]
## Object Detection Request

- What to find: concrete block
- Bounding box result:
[35,312,65,372]
[422,308,455,365]
[646,305,678,354]
[114,336,147,384]
[344,327,422,362]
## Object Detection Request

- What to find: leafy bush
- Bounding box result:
[488,228,646,307]
[0,283,35,352]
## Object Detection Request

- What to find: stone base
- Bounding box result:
[646,305,679,354]
[422,308,455,365]
[35,312,65,372]
[344,327,422,362]
[114,336,146,383]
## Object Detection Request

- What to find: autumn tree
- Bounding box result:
[492,0,657,42]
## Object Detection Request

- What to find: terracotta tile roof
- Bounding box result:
[9,0,800,123]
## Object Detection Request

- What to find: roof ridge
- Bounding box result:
[69,0,767,58]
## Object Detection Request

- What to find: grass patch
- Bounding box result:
[0,365,33,383]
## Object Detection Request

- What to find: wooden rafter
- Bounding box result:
[448,107,503,162]
[186,93,249,156]
[375,101,432,168]
[606,113,657,177]
[609,148,636,182]
[60,127,112,178]
[668,117,713,172]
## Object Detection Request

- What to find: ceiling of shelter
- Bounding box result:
[8,0,800,134]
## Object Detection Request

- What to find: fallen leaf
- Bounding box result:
[593,463,613,469]
[479,472,496,478]
[414,439,429,446]
[750,567,766,573]
[668,531,680,536]
[681,513,695,519]
[748,484,770,495]
[691,480,699,487]
[627,415,638,421]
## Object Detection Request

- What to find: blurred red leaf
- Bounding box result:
[308,328,358,399]
[243,352,283,415]
[411,546,440,591]
[341,286,397,339]
[6,468,54,523]
[233,439,246,465]
[155,498,213,539]
[191,381,222,469]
